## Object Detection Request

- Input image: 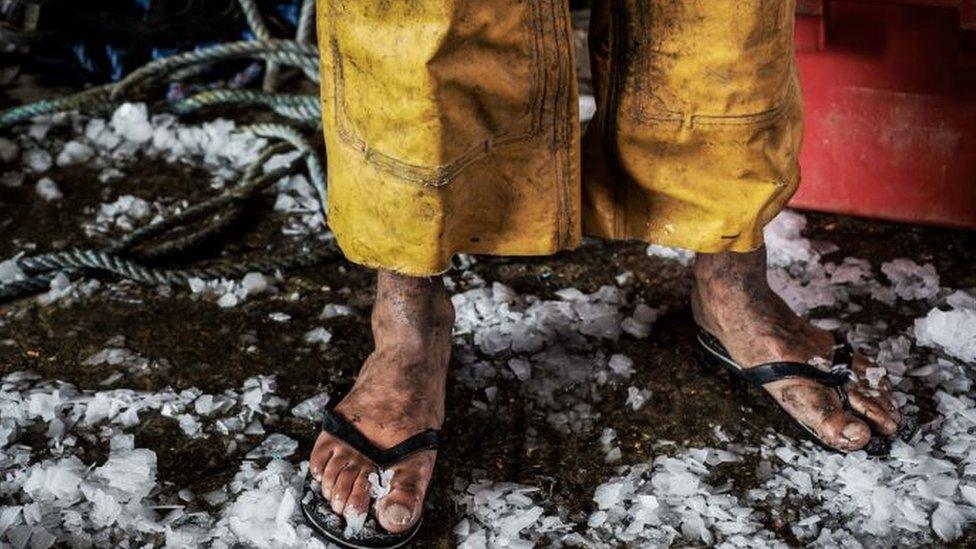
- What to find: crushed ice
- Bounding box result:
[3,201,976,547]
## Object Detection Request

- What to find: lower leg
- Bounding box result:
[308,269,454,533]
[339,270,453,432]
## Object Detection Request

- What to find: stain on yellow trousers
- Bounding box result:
[317,0,803,276]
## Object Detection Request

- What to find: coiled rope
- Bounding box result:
[0,0,331,304]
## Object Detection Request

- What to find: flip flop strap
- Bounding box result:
[321,410,440,470]
[741,362,850,387]
[741,333,855,389]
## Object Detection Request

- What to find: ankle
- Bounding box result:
[693,248,770,294]
[372,270,454,329]
[689,284,719,333]
[691,248,784,332]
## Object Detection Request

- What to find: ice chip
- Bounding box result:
[245,434,299,459]
[343,509,367,538]
[23,457,85,502]
[593,482,624,510]
[56,140,95,166]
[865,367,887,388]
[240,272,269,296]
[304,327,333,347]
[646,244,695,266]
[111,103,154,144]
[915,301,976,363]
[291,392,331,421]
[369,469,394,500]
[321,303,356,319]
[881,259,940,301]
[93,448,157,501]
[87,488,123,528]
[932,503,964,541]
[34,178,62,201]
[508,358,532,381]
[23,149,52,173]
[608,354,635,377]
[626,387,651,411]
[217,292,239,308]
[0,257,26,284]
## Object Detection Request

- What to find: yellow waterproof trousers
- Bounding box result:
[316,1,803,276]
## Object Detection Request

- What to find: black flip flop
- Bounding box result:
[696,329,891,456]
[301,407,439,549]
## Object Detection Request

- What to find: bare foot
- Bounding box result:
[692,248,900,452]
[308,270,453,533]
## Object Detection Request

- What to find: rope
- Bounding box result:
[0,85,113,129]
[3,145,330,303]
[173,90,320,123]
[237,0,281,92]
[0,40,319,130]
[112,39,319,100]
[0,2,332,304]
[0,273,64,303]
[246,123,327,216]
[108,142,299,256]
[297,0,317,45]
[12,247,333,289]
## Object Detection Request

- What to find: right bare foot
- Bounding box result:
[308,270,454,533]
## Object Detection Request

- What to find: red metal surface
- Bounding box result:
[791,0,976,229]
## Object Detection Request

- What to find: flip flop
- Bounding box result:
[696,329,891,456]
[301,406,440,549]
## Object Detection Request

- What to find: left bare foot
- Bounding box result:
[691,247,900,452]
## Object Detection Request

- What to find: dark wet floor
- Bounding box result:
[2,140,974,547]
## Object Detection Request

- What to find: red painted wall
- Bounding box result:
[791,0,976,229]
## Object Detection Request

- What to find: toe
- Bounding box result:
[848,388,899,436]
[344,469,373,517]
[308,433,334,482]
[772,381,871,452]
[376,455,433,534]
[814,407,871,451]
[331,463,363,515]
[320,450,350,499]
[377,489,422,534]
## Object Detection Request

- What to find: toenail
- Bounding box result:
[842,422,865,441]
[382,503,413,526]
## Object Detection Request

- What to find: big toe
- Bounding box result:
[377,494,422,534]
[375,458,431,534]
[817,410,871,451]
[848,389,899,436]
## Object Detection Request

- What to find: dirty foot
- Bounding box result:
[692,248,900,452]
[308,270,453,533]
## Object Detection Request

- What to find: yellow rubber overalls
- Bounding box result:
[316,1,803,276]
